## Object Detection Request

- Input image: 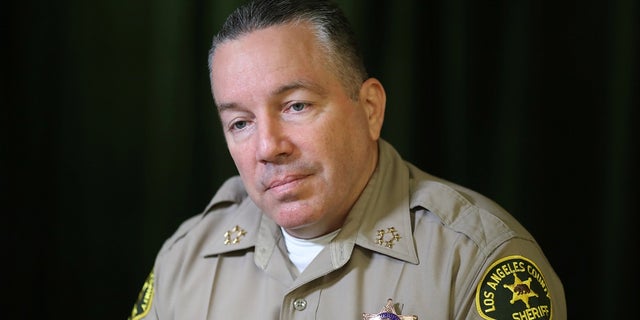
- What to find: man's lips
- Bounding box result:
[264,174,309,191]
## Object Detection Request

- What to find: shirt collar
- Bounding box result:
[199,139,419,265]
[336,139,419,265]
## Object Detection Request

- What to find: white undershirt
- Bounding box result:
[281,228,341,273]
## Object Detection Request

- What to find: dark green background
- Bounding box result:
[2,0,637,318]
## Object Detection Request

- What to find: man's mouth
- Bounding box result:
[266,174,308,191]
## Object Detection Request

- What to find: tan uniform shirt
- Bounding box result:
[130,140,566,320]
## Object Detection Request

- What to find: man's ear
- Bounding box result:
[359,78,386,140]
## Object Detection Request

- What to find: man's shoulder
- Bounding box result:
[156,176,259,257]
[202,175,250,212]
[407,163,534,252]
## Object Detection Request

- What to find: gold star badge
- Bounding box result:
[223,225,247,245]
[503,273,539,309]
[363,299,418,320]
[375,227,401,248]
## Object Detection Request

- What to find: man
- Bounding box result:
[129,0,567,319]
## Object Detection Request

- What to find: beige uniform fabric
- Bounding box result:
[135,139,566,319]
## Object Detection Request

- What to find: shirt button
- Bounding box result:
[293,298,307,311]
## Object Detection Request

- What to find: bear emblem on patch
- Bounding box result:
[476,255,552,320]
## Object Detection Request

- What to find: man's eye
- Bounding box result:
[290,102,306,112]
[232,120,247,130]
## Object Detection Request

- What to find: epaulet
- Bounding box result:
[407,164,533,254]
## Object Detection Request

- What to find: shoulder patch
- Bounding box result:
[129,270,155,320]
[476,255,552,320]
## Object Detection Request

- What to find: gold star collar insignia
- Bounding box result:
[223,225,247,245]
[376,227,401,248]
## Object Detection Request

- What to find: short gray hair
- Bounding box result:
[208,0,368,100]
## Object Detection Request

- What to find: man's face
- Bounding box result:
[210,23,381,239]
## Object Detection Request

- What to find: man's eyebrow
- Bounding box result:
[216,80,327,112]
[216,102,237,112]
[271,79,327,97]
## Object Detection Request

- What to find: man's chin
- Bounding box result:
[269,208,319,233]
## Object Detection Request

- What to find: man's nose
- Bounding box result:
[256,117,293,164]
